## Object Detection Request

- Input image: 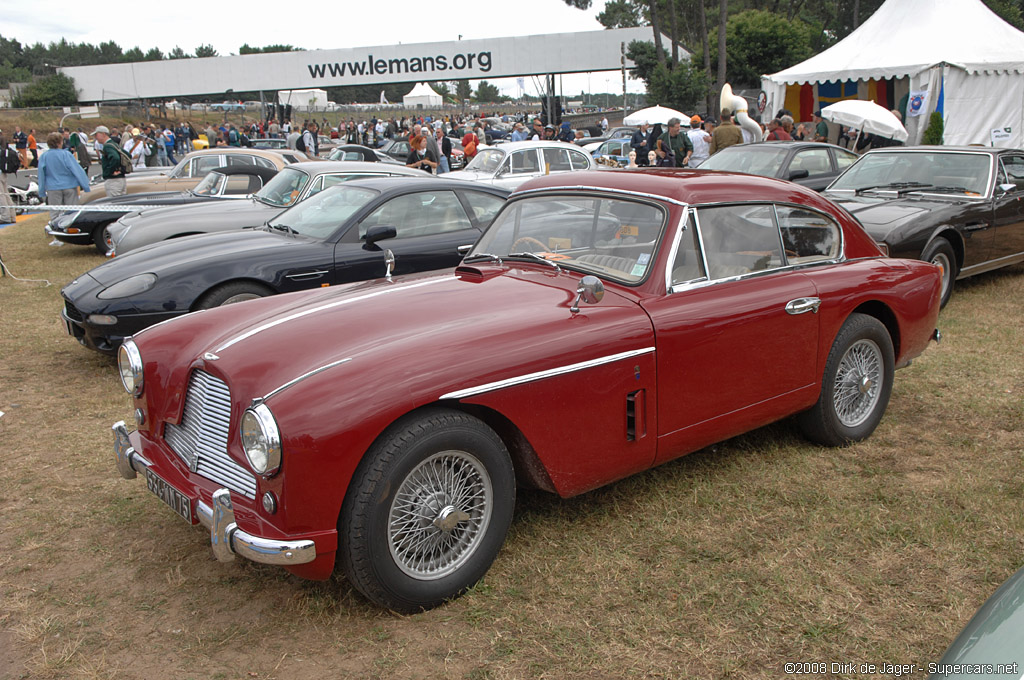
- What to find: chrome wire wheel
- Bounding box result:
[930,251,952,301]
[388,450,493,580]
[833,338,883,428]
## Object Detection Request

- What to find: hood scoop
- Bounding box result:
[455,264,504,282]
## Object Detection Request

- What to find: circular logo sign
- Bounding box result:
[909,94,925,115]
[757,91,768,113]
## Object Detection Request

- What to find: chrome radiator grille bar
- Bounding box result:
[164,370,257,499]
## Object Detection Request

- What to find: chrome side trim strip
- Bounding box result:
[440,347,656,400]
[258,357,353,405]
[215,276,453,353]
[512,185,690,207]
[958,251,1024,279]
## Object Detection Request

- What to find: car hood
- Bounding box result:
[117,197,278,230]
[825,194,963,239]
[135,265,654,416]
[87,228,297,286]
[94,190,193,206]
[447,170,494,183]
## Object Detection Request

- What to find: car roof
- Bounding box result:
[515,168,833,208]
[860,145,1022,156]
[282,160,424,176]
[211,165,279,181]
[340,176,510,196]
[481,141,591,152]
[713,141,852,152]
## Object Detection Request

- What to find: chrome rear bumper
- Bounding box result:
[112,421,316,566]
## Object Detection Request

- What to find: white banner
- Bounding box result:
[907,89,930,117]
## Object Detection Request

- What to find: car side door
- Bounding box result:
[785,147,836,191]
[990,154,1024,261]
[642,203,823,464]
[333,189,482,282]
[493,150,542,190]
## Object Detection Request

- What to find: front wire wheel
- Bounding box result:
[340,409,515,612]
[798,313,895,446]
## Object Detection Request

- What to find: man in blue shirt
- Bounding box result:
[38,132,90,221]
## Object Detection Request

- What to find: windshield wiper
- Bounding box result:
[267,223,297,234]
[507,251,561,272]
[904,185,972,195]
[853,181,932,196]
[463,252,503,265]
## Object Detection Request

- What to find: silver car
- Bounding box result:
[449,141,596,190]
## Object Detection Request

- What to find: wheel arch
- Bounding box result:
[850,300,901,362]
[926,226,965,271]
[190,278,277,311]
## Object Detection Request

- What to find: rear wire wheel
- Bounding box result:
[340,409,515,612]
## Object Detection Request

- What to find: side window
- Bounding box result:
[834,149,858,171]
[789,148,832,178]
[226,154,256,168]
[696,204,784,280]
[542,148,573,172]
[510,151,540,174]
[1000,156,1024,191]
[360,191,473,239]
[776,206,841,263]
[193,155,222,177]
[461,191,505,227]
[569,150,592,170]
[224,175,255,195]
[253,156,276,170]
[305,176,325,197]
[671,211,708,286]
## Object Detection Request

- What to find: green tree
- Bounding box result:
[454,80,472,101]
[194,44,218,58]
[239,44,297,54]
[627,40,707,111]
[598,0,642,27]
[922,112,944,145]
[12,72,77,106]
[168,46,188,59]
[122,47,144,62]
[475,81,500,102]
[716,9,815,88]
[143,47,164,61]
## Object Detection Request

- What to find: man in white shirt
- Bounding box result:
[686,116,712,168]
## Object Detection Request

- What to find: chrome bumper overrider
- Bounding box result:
[112,421,316,566]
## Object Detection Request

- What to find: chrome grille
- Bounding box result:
[63,299,83,322]
[164,370,257,499]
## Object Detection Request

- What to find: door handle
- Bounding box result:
[964,222,990,232]
[457,244,473,255]
[785,297,821,315]
[285,269,329,281]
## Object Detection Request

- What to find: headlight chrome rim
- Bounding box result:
[117,339,144,396]
[241,404,282,476]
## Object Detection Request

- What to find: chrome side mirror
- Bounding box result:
[998,182,1017,195]
[570,275,604,313]
[384,249,395,281]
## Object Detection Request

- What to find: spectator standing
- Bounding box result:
[687,116,712,167]
[27,130,38,167]
[765,118,792,141]
[780,115,796,138]
[13,126,28,169]
[813,110,829,142]
[436,126,452,174]
[68,129,91,172]
[558,121,574,143]
[38,132,91,221]
[655,117,693,167]
[405,135,437,174]
[509,123,527,142]
[124,128,150,168]
[529,118,544,141]
[204,124,219,149]
[710,110,744,154]
[630,122,650,166]
[163,126,177,164]
[94,126,128,198]
[601,115,609,132]
[269,120,281,139]
[142,126,160,167]
[300,123,317,159]
[0,133,19,223]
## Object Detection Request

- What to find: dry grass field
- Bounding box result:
[1,212,1022,679]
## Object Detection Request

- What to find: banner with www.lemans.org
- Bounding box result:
[61,28,654,102]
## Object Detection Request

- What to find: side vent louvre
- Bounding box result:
[626,389,646,441]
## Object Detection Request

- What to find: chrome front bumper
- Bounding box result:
[113,421,316,566]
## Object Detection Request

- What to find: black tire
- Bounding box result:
[195,281,273,309]
[921,237,957,308]
[340,408,515,612]
[798,313,895,447]
[92,224,113,254]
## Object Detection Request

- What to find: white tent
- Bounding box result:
[761,0,1024,147]
[402,82,443,108]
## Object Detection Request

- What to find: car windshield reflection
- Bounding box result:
[829,151,991,196]
[266,185,379,239]
[191,171,226,196]
[470,196,666,284]
[700,145,788,177]
[256,167,311,207]
[466,149,505,174]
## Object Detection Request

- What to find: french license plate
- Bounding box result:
[145,468,193,524]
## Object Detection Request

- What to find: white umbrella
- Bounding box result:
[623,105,687,126]
[819,99,908,142]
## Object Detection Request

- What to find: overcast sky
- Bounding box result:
[9,0,647,98]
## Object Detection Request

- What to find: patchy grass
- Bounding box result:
[1,214,1023,679]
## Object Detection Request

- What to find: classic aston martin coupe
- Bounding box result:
[111,169,942,612]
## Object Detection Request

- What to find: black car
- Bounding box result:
[61,178,509,354]
[378,138,413,164]
[44,166,278,253]
[327,144,404,164]
[699,141,858,192]
[824,146,1024,307]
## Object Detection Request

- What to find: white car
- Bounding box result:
[448,141,596,190]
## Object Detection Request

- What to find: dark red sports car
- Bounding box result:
[112,169,942,612]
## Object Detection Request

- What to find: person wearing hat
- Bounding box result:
[543,124,556,141]
[630,121,650,166]
[94,125,129,198]
[123,127,150,168]
[813,110,829,142]
[687,115,712,168]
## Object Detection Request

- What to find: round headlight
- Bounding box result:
[117,339,144,396]
[241,404,281,476]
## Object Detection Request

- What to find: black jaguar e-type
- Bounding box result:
[61,177,508,353]
[824,146,1024,307]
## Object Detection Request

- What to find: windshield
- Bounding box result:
[465,148,506,174]
[700,145,788,177]
[191,171,227,196]
[267,185,378,239]
[255,167,311,207]
[828,151,991,196]
[469,195,667,284]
